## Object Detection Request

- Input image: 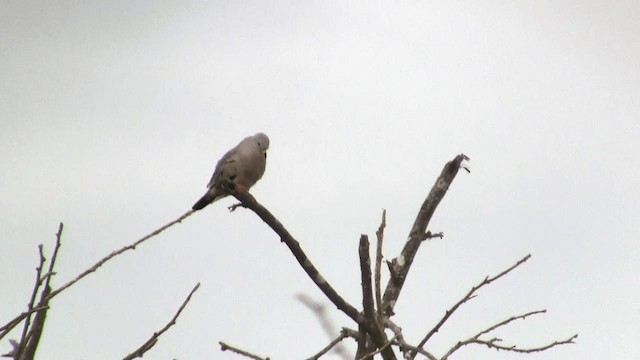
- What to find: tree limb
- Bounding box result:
[219,341,270,360]
[441,310,577,359]
[382,154,469,317]
[122,283,200,360]
[45,211,194,302]
[374,210,386,324]
[230,191,362,325]
[409,254,531,359]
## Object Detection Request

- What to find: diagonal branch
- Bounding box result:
[441,310,577,359]
[409,254,531,359]
[230,191,362,325]
[305,328,353,360]
[0,308,48,341]
[383,154,468,316]
[45,211,194,302]
[232,192,396,360]
[122,283,200,360]
[219,341,270,360]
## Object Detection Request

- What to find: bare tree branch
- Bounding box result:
[383,154,469,317]
[230,191,362,325]
[18,223,65,360]
[231,192,397,359]
[409,254,531,359]
[441,310,577,359]
[359,235,377,332]
[45,211,194,302]
[357,334,399,360]
[14,245,46,358]
[374,210,386,324]
[305,329,353,360]
[219,341,270,360]
[0,308,48,341]
[357,235,377,360]
[296,295,352,360]
[122,283,200,360]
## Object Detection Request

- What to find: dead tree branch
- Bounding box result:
[383,154,469,317]
[305,328,354,360]
[441,310,577,359]
[122,283,200,360]
[230,191,362,325]
[374,210,386,324]
[219,341,270,360]
[0,308,48,342]
[296,295,352,360]
[409,254,531,359]
[45,211,194,302]
[232,192,396,360]
[14,245,46,358]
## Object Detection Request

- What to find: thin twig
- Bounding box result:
[409,254,531,359]
[395,343,438,360]
[375,210,386,324]
[296,295,352,360]
[384,319,439,360]
[357,334,399,360]
[305,329,351,360]
[441,310,577,359]
[0,307,48,342]
[383,154,469,317]
[122,283,200,360]
[46,210,194,302]
[18,223,65,359]
[219,341,270,360]
[15,245,46,358]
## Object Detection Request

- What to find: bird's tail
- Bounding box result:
[192,189,223,211]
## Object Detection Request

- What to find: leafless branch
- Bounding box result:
[409,254,531,359]
[14,245,46,358]
[374,210,386,324]
[296,295,352,360]
[359,235,377,331]
[357,235,376,360]
[232,192,396,359]
[441,310,577,359]
[305,329,353,360]
[230,191,362,325]
[468,333,578,354]
[122,282,200,360]
[421,231,443,241]
[394,343,438,360]
[0,308,48,341]
[46,210,194,302]
[219,341,270,360]
[357,334,399,360]
[383,154,469,317]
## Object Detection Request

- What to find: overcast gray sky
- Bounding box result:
[1,1,639,359]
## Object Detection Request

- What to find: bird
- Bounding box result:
[192,132,269,211]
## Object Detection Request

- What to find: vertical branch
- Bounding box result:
[15,245,46,359]
[382,154,468,316]
[374,210,386,324]
[358,235,376,360]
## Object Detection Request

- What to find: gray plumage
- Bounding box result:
[192,133,269,211]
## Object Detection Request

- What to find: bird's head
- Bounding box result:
[254,132,270,153]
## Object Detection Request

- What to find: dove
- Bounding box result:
[192,132,269,211]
